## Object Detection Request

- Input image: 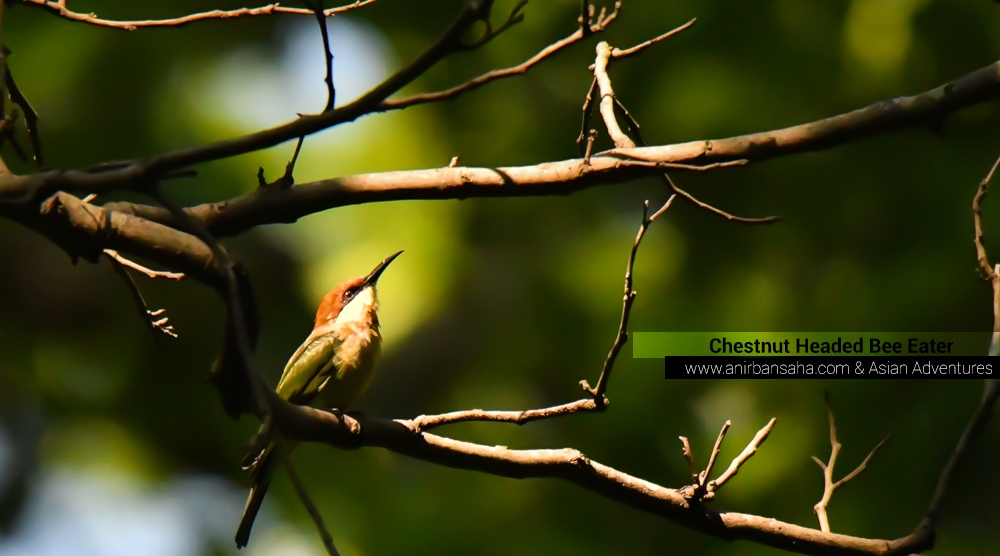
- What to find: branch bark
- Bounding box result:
[87,56,1000,240]
[264,396,932,556]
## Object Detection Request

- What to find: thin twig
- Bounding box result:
[706,417,776,497]
[306,0,336,112]
[104,249,185,280]
[581,195,677,404]
[583,129,597,165]
[679,436,695,480]
[992,263,1000,356]
[701,420,731,487]
[459,0,528,50]
[972,152,1000,279]
[611,18,696,59]
[383,6,619,112]
[579,0,592,37]
[0,111,27,161]
[577,77,599,155]
[613,97,646,148]
[274,438,341,556]
[19,0,379,30]
[619,159,749,171]
[146,185,268,415]
[103,249,180,338]
[923,379,1000,530]
[404,398,603,432]
[4,68,44,167]
[665,173,781,224]
[812,393,889,533]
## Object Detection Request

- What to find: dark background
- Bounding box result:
[0,0,998,554]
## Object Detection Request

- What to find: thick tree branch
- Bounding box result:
[23,191,225,287]
[17,0,379,30]
[89,57,1000,239]
[263,395,930,556]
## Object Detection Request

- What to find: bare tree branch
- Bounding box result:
[581,195,676,404]
[17,0,379,31]
[610,18,697,59]
[4,68,44,167]
[992,264,1000,357]
[77,56,1000,240]
[275,438,341,556]
[383,6,619,112]
[103,248,184,280]
[5,0,527,200]
[103,249,181,338]
[922,379,1000,531]
[1,6,997,555]
[406,398,602,432]
[707,417,776,497]
[812,393,889,533]
[593,41,635,148]
[262,396,932,556]
[972,152,1000,279]
[664,173,781,224]
[304,0,336,113]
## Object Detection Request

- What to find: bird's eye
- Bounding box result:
[343,290,354,301]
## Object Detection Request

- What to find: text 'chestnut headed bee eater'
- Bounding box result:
[235,251,403,549]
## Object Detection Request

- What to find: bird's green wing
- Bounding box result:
[275,332,341,405]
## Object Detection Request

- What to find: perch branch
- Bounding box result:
[262,396,932,556]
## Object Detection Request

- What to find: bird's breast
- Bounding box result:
[317,320,381,409]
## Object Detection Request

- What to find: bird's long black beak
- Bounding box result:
[362,250,403,287]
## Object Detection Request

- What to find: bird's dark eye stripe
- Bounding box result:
[343,287,360,301]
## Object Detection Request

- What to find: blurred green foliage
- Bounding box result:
[1,0,999,554]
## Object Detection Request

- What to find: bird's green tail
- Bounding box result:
[235,445,274,549]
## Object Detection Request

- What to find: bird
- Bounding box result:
[235,250,402,549]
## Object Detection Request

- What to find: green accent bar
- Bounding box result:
[632,332,994,358]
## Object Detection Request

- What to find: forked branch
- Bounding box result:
[103,249,183,338]
[812,392,889,533]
